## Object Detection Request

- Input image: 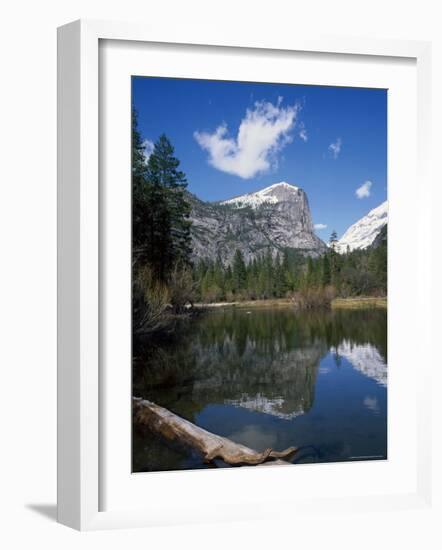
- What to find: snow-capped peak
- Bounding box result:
[221,181,301,209]
[336,201,388,253]
[262,181,299,192]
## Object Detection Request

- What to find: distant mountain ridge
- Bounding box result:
[336,201,388,253]
[188,182,327,265]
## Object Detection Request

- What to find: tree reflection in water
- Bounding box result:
[133,307,387,472]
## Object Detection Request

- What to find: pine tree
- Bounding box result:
[328,230,340,287]
[224,265,233,297]
[146,135,192,273]
[214,258,225,297]
[274,253,284,297]
[282,249,296,292]
[131,125,193,281]
[132,109,150,251]
[263,249,274,297]
[306,256,315,287]
[329,230,338,252]
[322,254,331,286]
[232,249,247,293]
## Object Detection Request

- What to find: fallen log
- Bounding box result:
[133,397,298,466]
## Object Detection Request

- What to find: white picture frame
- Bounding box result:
[57,19,433,531]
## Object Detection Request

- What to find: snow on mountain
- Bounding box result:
[336,201,388,253]
[220,181,300,209]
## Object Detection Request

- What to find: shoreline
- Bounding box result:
[331,297,387,309]
[194,296,387,310]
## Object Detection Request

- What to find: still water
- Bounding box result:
[133,307,387,472]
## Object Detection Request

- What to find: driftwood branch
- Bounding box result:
[133,397,298,466]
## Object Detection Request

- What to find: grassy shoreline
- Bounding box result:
[331,297,387,309]
[195,296,387,310]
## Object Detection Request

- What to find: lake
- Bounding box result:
[133,306,387,472]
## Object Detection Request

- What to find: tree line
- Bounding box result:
[193,233,387,304]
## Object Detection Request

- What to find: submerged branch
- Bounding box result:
[133,397,298,466]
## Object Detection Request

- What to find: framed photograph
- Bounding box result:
[57,19,433,530]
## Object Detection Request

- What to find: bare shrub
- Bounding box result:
[133,266,171,334]
[225,290,236,302]
[291,285,336,310]
[202,284,223,304]
[338,282,352,299]
[168,264,197,313]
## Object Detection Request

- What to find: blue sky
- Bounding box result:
[132,77,387,239]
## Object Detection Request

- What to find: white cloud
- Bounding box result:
[194,99,299,179]
[355,180,372,199]
[142,139,154,163]
[298,122,308,142]
[328,137,342,159]
[314,223,327,230]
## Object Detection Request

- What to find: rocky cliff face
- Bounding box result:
[189,181,327,264]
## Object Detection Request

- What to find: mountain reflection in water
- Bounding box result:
[133,307,387,472]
